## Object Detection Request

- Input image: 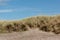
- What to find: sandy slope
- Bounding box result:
[0,29,60,40]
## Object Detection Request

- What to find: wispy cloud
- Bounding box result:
[0,0,10,2]
[0,0,11,5]
[0,9,14,13]
[17,7,58,12]
[16,8,40,11]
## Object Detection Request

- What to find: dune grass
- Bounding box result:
[0,15,60,34]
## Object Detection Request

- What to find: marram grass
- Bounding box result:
[0,15,60,34]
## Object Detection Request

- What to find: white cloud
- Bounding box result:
[0,9,14,13]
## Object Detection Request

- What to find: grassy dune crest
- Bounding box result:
[0,15,60,34]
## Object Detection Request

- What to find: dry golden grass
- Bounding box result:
[0,15,60,34]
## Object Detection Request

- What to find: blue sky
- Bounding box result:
[0,0,60,20]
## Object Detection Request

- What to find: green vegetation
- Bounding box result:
[0,15,60,34]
